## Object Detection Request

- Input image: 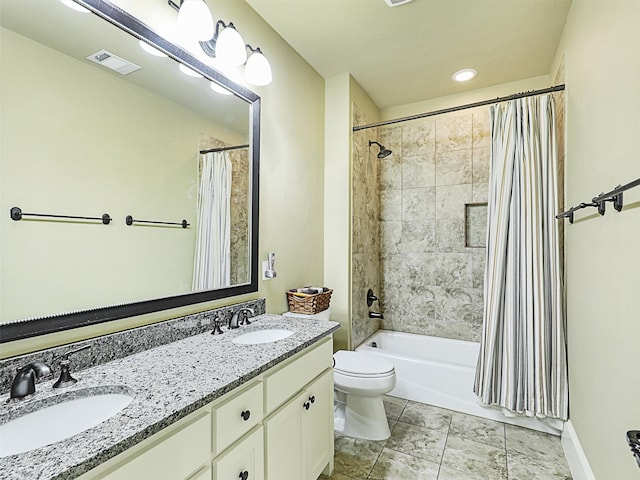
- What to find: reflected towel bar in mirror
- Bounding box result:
[125,215,189,228]
[10,207,111,225]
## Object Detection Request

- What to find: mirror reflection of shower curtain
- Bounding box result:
[192,151,231,290]
[474,94,568,421]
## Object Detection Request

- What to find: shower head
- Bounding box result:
[368,140,392,159]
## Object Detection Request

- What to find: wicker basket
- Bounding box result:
[286,289,333,315]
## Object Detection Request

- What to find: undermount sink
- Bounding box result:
[0,388,133,458]
[232,328,293,345]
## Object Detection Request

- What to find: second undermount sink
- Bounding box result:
[232,328,293,345]
[0,387,133,458]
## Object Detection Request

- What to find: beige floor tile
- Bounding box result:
[383,395,408,420]
[398,401,453,432]
[369,448,439,480]
[385,421,448,463]
[332,433,383,479]
[507,450,573,480]
[437,465,492,480]
[449,411,505,449]
[440,434,507,479]
[505,424,565,463]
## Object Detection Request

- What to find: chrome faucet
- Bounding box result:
[8,362,52,402]
[229,307,255,329]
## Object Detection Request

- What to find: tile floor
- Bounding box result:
[321,396,573,480]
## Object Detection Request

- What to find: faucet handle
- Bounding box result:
[211,315,224,335]
[52,344,90,389]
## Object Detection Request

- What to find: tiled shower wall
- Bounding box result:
[377,110,491,342]
[351,105,381,347]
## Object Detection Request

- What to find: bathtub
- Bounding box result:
[356,330,562,435]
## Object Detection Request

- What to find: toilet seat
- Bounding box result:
[333,351,394,377]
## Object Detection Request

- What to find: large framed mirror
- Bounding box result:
[0,0,260,342]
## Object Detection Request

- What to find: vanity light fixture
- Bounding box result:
[210,82,232,95]
[179,63,203,78]
[168,1,272,86]
[452,68,478,82]
[59,0,90,13]
[172,0,215,41]
[139,40,168,58]
[244,45,272,86]
[214,22,247,66]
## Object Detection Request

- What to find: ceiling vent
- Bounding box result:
[86,49,140,75]
[384,0,414,6]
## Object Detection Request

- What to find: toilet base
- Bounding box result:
[334,390,391,441]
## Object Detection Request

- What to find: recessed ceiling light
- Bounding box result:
[452,68,478,82]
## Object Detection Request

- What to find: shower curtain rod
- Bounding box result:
[199,143,249,154]
[352,84,565,132]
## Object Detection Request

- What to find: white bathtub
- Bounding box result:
[356,330,562,435]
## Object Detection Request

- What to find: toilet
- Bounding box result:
[333,350,396,441]
[282,309,396,441]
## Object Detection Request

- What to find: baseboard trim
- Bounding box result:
[562,420,597,480]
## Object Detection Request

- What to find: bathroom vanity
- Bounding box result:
[0,313,339,480]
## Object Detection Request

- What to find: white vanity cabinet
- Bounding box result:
[76,336,334,480]
[264,338,334,480]
[265,369,333,480]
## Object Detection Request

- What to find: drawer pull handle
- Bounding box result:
[239,470,249,480]
[240,410,251,421]
[309,395,315,404]
[303,401,310,410]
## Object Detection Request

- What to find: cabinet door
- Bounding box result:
[302,369,334,480]
[214,427,264,480]
[101,413,211,480]
[264,392,303,480]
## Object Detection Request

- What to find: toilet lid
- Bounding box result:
[333,350,394,376]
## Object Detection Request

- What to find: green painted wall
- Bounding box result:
[553,1,640,477]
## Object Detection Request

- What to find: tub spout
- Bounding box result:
[368,311,384,319]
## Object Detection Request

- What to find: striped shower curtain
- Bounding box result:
[474,94,568,421]
[192,151,231,291]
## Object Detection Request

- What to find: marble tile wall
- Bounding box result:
[351,105,381,347]
[378,109,490,342]
[199,134,250,285]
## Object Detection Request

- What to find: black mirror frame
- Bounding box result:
[0,0,260,343]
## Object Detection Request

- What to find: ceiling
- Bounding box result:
[244,0,572,110]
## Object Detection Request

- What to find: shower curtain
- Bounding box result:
[474,94,568,421]
[192,151,231,290]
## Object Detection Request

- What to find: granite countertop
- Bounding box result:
[0,314,339,480]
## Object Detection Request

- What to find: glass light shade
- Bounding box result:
[244,51,272,86]
[452,68,477,82]
[216,26,247,66]
[210,82,232,95]
[139,40,168,58]
[178,0,214,42]
[179,64,203,78]
[59,0,90,13]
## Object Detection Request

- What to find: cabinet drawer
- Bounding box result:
[214,381,263,454]
[213,427,264,480]
[264,337,333,414]
[102,412,211,480]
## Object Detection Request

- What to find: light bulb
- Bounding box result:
[139,41,168,58]
[216,24,247,66]
[210,82,232,95]
[178,0,214,42]
[59,0,90,13]
[244,50,272,86]
[179,64,203,78]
